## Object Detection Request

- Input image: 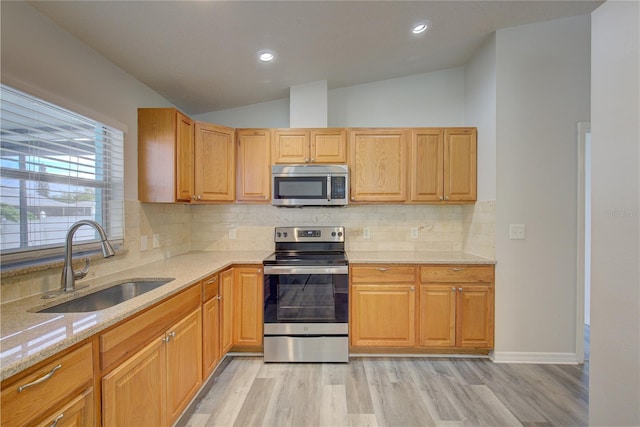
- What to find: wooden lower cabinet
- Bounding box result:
[220,268,235,355]
[202,294,221,379]
[233,266,263,348]
[101,308,202,427]
[1,342,94,427]
[351,264,494,351]
[351,283,416,347]
[418,265,494,349]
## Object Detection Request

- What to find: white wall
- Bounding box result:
[464,34,497,201]
[0,1,173,201]
[193,98,289,128]
[493,15,591,362]
[328,68,465,127]
[589,1,640,424]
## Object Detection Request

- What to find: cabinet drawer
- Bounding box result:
[201,274,219,302]
[351,265,415,283]
[1,342,93,427]
[100,284,200,371]
[420,265,494,283]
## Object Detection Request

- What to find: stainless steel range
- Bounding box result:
[263,226,348,363]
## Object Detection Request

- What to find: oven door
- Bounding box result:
[263,265,348,330]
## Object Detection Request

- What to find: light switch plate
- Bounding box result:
[411,228,419,239]
[228,228,237,240]
[152,234,160,248]
[509,224,526,240]
[363,227,370,239]
[140,235,148,251]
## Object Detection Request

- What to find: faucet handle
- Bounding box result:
[74,257,90,280]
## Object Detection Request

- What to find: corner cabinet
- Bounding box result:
[138,108,194,202]
[349,129,408,202]
[194,122,235,202]
[236,129,271,203]
[272,128,347,164]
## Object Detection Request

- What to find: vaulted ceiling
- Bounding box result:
[28,1,602,115]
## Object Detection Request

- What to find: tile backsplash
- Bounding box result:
[1,199,494,302]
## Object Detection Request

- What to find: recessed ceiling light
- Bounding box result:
[412,23,429,34]
[258,51,274,62]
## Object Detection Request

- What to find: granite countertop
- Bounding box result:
[0,251,270,382]
[347,251,496,265]
[0,249,494,382]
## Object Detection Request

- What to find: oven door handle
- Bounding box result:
[263,265,348,275]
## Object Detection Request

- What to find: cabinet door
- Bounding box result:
[220,269,234,355]
[175,111,195,202]
[273,129,309,164]
[351,284,415,347]
[349,129,407,202]
[233,267,264,348]
[410,129,444,202]
[34,388,93,427]
[237,129,271,202]
[166,308,202,424]
[444,128,477,202]
[102,337,167,427]
[456,285,494,348]
[202,296,220,379]
[418,285,456,347]
[310,129,347,163]
[194,122,235,202]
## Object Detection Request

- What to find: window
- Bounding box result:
[0,84,124,264]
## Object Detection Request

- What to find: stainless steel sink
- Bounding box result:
[38,278,174,313]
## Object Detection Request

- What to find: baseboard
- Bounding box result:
[491,351,579,364]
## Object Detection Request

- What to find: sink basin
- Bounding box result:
[38,278,174,313]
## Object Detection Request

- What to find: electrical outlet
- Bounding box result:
[509,224,526,240]
[411,228,419,239]
[229,228,237,240]
[152,234,160,248]
[140,235,148,252]
[363,227,370,239]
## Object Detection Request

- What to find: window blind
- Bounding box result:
[0,84,124,261]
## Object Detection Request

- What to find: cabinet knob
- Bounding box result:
[440,196,444,201]
[458,287,463,292]
[410,286,415,291]
[377,268,390,272]
[310,158,315,162]
[445,196,449,201]
[197,195,202,200]
[452,287,456,291]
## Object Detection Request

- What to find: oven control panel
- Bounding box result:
[274,226,344,243]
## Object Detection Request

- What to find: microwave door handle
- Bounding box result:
[327,175,332,202]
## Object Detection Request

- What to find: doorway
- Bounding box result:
[576,122,591,363]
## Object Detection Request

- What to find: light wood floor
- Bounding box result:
[178,356,588,427]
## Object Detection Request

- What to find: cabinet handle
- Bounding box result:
[410,286,415,291]
[377,268,390,272]
[452,287,456,291]
[310,158,315,162]
[458,288,463,292]
[18,364,62,392]
[257,268,262,273]
[163,331,177,343]
[445,196,449,201]
[216,295,222,300]
[450,267,464,272]
[204,277,217,285]
[304,158,310,163]
[197,195,202,200]
[50,414,64,427]
[440,196,444,201]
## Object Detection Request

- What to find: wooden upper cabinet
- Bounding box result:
[236,129,271,202]
[138,108,195,202]
[349,129,407,202]
[444,128,477,202]
[272,129,309,164]
[194,122,235,202]
[272,128,347,164]
[410,128,444,202]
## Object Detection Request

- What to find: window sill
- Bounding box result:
[1,245,127,280]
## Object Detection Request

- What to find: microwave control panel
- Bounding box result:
[331,176,347,199]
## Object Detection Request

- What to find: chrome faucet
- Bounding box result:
[61,220,115,292]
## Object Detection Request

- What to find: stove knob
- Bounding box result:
[276,232,281,238]
[338,232,343,237]
[283,232,288,237]
[331,231,336,237]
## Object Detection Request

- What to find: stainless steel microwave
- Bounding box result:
[272,164,349,207]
